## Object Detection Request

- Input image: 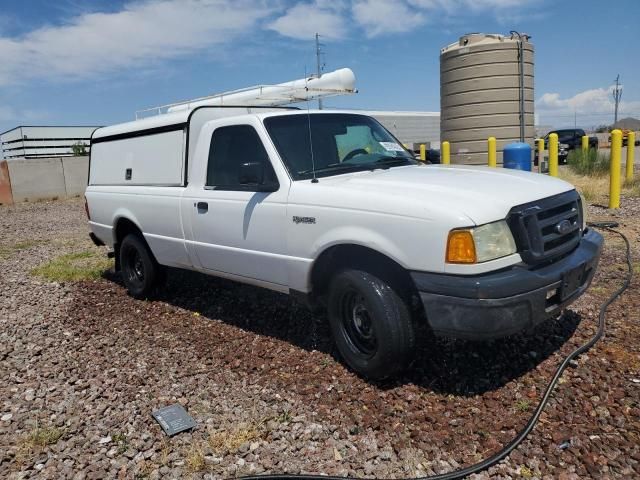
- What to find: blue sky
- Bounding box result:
[1,0,639,133]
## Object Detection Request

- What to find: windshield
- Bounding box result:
[264,113,416,180]
[550,129,581,141]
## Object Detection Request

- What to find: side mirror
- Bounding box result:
[238,162,279,192]
[239,161,264,185]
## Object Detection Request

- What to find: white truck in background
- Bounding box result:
[86,106,603,379]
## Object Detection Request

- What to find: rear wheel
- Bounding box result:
[119,234,163,298]
[328,269,415,379]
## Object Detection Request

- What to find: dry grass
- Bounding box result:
[208,423,261,454]
[625,176,640,197]
[133,460,155,479]
[184,443,206,474]
[0,239,46,259]
[159,439,171,466]
[31,250,112,282]
[15,424,64,467]
[559,166,640,204]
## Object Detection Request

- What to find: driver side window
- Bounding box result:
[206,125,277,190]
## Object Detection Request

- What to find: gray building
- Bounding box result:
[1,126,100,159]
[353,111,441,149]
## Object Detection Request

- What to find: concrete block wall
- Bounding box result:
[0,156,89,204]
[61,157,90,197]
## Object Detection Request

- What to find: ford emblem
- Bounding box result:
[555,219,572,235]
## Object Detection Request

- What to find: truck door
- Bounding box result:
[184,121,289,289]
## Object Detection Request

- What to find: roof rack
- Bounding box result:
[135,68,357,120]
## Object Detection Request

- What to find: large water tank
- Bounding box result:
[440,33,534,164]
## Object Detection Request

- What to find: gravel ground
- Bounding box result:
[0,197,638,479]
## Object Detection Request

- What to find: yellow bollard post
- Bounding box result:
[548,133,558,177]
[442,141,450,165]
[626,132,635,183]
[420,144,426,162]
[609,129,622,209]
[537,138,544,172]
[488,137,496,167]
[581,135,589,155]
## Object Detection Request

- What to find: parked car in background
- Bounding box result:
[410,147,440,164]
[539,129,598,164]
[608,129,640,147]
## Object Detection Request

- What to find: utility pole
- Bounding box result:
[612,74,622,126]
[315,33,325,110]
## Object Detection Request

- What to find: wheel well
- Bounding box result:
[113,218,144,270]
[310,244,417,304]
[114,217,143,244]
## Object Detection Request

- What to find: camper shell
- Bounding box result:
[90,106,298,187]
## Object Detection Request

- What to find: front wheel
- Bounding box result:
[327,269,416,379]
[119,234,163,298]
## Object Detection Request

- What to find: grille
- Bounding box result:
[507,190,583,265]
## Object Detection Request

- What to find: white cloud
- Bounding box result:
[0,106,49,124]
[538,86,640,113]
[538,87,615,114]
[0,0,274,86]
[352,0,425,38]
[268,1,348,40]
[408,0,539,12]
[0,0,548,87]
[536,85,640,126]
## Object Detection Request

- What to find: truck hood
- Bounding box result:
[291,164,575,225]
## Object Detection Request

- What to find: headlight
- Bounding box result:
[446,220,517,264]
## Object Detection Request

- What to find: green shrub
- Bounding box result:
[567,148,610,176]
[71,141,88,156]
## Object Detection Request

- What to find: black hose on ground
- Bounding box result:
[238,223,633,480]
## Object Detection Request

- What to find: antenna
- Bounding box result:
[315,33,326,110]
[304,69,318,183]
[612,74,622,126]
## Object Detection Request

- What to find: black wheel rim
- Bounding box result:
[124,247,144,286]
[339,288,377,357]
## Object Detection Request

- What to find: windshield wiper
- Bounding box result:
[374,155,412,164]
[369,156,413,169]
[298,163,368,176]
[298,156,412,177]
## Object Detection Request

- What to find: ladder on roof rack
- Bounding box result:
[135,68,357,120]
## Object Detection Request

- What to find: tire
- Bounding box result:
[327,269,415,379]
[119,233,162,298]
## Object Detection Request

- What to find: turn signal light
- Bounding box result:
[446,229,476,264]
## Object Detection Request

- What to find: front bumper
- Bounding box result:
[411,228,603,340]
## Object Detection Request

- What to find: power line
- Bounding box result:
[612,74,623,125]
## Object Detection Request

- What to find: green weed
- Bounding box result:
[31,250,112,282]
[567,149,610,176]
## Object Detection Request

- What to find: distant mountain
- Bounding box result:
[613,117,640,131]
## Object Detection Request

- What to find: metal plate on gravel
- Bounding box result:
[151,404,196,436]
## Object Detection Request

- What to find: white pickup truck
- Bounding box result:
[86,106,603,379]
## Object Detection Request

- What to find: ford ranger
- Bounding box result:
[86,107,603,379]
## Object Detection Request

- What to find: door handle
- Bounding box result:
[196,201,208,213]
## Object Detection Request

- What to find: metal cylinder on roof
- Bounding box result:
[440,33,534,164]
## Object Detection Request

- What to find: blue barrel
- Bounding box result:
[503,142,532,171]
